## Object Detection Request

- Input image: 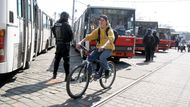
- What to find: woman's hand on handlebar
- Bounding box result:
[76,38,86,49]
[98,46,105,52]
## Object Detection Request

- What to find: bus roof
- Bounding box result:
[136,21,158,24]
[135,21,158,26]
[87,5,136,11]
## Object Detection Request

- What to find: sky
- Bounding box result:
[37,0,190,32]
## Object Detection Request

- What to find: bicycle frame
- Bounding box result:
[66,45,116,99]
[79,46,108,79]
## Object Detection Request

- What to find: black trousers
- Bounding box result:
[53,44,70,78]
[145,46,154,61]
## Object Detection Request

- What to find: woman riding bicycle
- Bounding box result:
[76,15,115,79]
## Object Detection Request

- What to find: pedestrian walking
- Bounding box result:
[51,11,73,81]
[143,28,155,62]
[178,38,186,52]
[175,39,179,50]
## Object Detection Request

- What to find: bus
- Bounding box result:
[73,6,136,61]
[157,28,171,51]
[0,0,54,74]
[135,21,158,53]
[169,32,179,48]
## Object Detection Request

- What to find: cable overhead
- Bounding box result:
[76,0,89,6]
[110,0,190,3]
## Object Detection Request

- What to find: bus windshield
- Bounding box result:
[87,7,135,36]
[158,28,171,40]
[135,21,158,37]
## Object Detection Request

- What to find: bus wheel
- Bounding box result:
[44,40,49,53]
[141,51,145,55]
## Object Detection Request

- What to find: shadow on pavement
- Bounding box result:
[134,53,145,59]
[0,70,20,88]
[114,61,131,71]
[49,88,111,107]
[46,55,82,73]
[156,50,168,53]
[136,61,151,66]
[1,79,63,97]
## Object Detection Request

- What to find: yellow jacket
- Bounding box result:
[85,27,115,50]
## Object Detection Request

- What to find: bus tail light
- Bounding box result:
[0,29,5,62]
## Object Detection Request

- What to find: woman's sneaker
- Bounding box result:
[104,69,111,79]
[94,72,101,80]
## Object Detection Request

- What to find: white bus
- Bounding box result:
[0,0,55,74]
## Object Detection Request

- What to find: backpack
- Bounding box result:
[52,22,73,43]
[146,34,155,45]
[97,27,118,44]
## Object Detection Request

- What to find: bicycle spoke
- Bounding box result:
[66,64,90,99]
[100,61,116,89]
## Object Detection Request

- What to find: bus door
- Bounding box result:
[158,32,169,51]
[33,2,38,56]
[135,26,146,53]
[22,0,33,69]
[37,10,43,53]
[28,0,35,62]
[16,0,25,70]
[49,19,54,47]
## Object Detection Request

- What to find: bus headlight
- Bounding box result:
[127,47,133,51]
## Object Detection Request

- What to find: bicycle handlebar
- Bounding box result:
[79,45,89,52]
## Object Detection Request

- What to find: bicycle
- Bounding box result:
[66,45,116,99]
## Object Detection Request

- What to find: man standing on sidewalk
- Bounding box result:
[51,11,73,81]
[143,28,155,62]
[152,30,160,60]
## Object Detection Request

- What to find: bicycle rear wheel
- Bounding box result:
[66,64,90,99]
[100,61,116,89]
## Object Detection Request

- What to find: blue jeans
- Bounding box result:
[87,49,112,71]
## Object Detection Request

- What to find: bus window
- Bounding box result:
[17,0,23,17]
[159,33,166,39]
[88,8,135,36]
[43,14,47,28]
[28,0,31,21]
[135,21,158,37]
[137,26,146,37]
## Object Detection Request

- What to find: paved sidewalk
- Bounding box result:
[0,47,188,107]
[0,47,83,107]
[96,52,190,107]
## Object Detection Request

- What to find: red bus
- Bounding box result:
[73,6,136,61]
[135,21,158,54]
[157,28,171,51]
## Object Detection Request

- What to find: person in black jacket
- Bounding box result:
[143,29,155,62]
[152,30,160,59]
[51,11,73,81]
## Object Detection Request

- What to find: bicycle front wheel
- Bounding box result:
[66,64,90,99]
[100,61,116,89]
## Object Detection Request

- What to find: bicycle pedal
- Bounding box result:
[91,75,98,81]
[89,75,94,82]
